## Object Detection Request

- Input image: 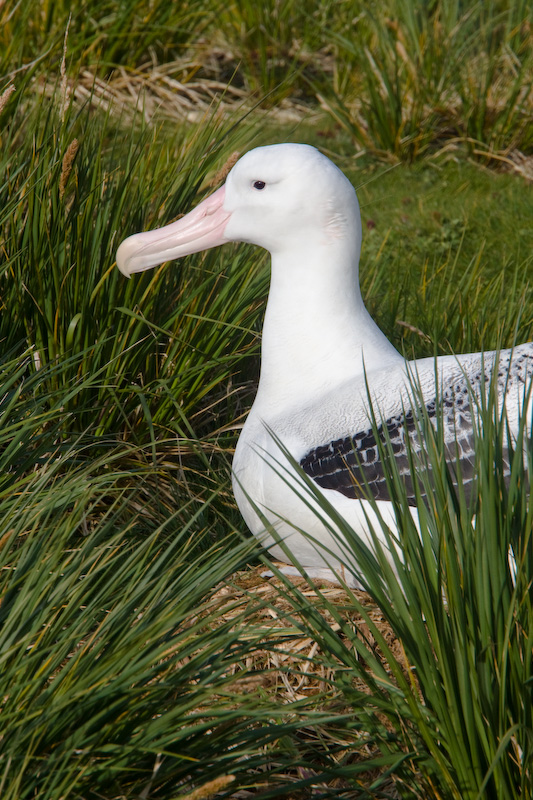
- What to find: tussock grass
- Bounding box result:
[317,1,533,161]
[3,1,531,160]
[0,78,267,446]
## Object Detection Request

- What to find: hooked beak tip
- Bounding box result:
[115,184,230,278]
[116,238,137,278]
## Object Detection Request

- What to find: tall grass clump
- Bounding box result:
[214,0,337,101]
[262,369,533,797]
[0,77,267,447]
[0,0,217,73]
[0,463,258,799]
[0,349,247,797]
[321,0,533,160]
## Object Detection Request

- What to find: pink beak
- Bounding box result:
[116,185,231,277]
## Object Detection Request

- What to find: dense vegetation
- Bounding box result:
[0,1,532,797]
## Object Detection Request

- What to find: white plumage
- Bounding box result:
[116,143,533,586]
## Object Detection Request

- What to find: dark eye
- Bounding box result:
[253,180,266,190]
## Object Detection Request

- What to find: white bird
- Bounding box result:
[116,143,533,587]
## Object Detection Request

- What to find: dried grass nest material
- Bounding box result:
[198,565,412,798]
[212,563,411,704]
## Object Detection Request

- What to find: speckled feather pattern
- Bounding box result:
[300,344,533,505]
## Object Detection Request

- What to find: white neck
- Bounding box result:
[253,237,402,415]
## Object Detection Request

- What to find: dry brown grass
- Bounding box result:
[212,563,412,707]
[37,62,314,126]
[192,563,411,798]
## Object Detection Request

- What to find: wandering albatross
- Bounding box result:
[116,143,533,587]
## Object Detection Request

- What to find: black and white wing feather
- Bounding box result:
[300,345,533,506]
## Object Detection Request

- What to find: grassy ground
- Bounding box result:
[1,1,532,797]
